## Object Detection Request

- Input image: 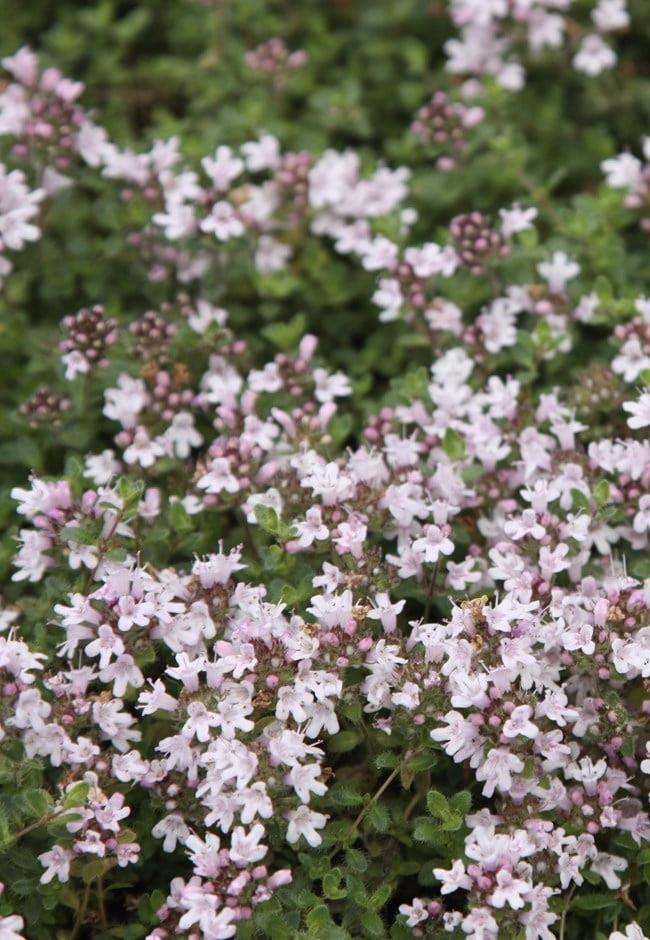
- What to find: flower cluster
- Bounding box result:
[2,9,650,940]
[59,305,119,380]
[244,39,308,84]
[445,0,629,89]
[411,92,484,171]
[0,163,43,283]
[602,138,650,231]
[6,244,650,936]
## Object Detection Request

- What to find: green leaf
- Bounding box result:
[345,873,368,905]
[117,476,145,509]
[323,869,348,900]
[413,818,440,843]
[80,858,108,884]
[60,524,100,545]
[254,504,294,541]
[306,904,331,932]
[326,783,364,808]
[391,367,429,403]
[426,790,448,818]
[328,730,362,753]
[262,313,307,349]
[21,788,52,819]
[368,883,391,910]
[573,893,620,911]
[374,751,399,770]
[255,504,280,534]
[629,557,650,579]
[359,911,385,937]
[442,428,466,461]
[365,803,390,833]
[449,791,472,817]
[345,848,368,873]
[406,751,437,772]
[317,928,352,940]
[254,907,289,939]
[169,500,194,533]
[62,782,90,808]
[571,488,590,513]
[594,479,610,508]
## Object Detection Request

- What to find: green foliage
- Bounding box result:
[2,0,650,937]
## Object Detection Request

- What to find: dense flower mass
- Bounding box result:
[1,1,650,938]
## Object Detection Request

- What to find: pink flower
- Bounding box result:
[38,845,73,884]
[433,859,472,894]
[412,524,454,563]
[152,813,190,852]
[489,869,530,909]
[475,748,524,797]
[99,654,144,697]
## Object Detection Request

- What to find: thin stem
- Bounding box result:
[239,510,262,563]
[97,876,107,929]
[329,765,401,860]
[423,561,439,622]
[81,507,125,594]
[403,769,431,822]
[403,790,421,822]
[558,884,576,940]
[70,881,91,940]
[519,172,563,227]
[1,811,59,850]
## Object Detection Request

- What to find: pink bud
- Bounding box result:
[267,869,293,889]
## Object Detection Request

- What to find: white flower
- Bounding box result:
[229,823,267,866]
[285,805,329,846]
[99,654,144,697]
[499,203,537,237]
[255,235,292,273]
[313,367,351,403]
[164,412,203,458]
[201,145,244,191]
[399,898,429,927]
[433,859,472,895]
[0,165,43,250]
[152,813,190,852]
[412,524,454,564]
[623,393,650,429]
[197,457,240,495]
[537,251,580,294]
[574,35,616,75]
[38,845,73,884]
[241,134,281,171]
[602,152,642,189]
[593,0,629,32]
[609,924,650,940]
[187,300,228,334]
[0,916,25,940]
[200,201,245,240]
[285,763,327,803]
[84,449,121,485]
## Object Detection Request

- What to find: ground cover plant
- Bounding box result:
[2,1,650,938]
